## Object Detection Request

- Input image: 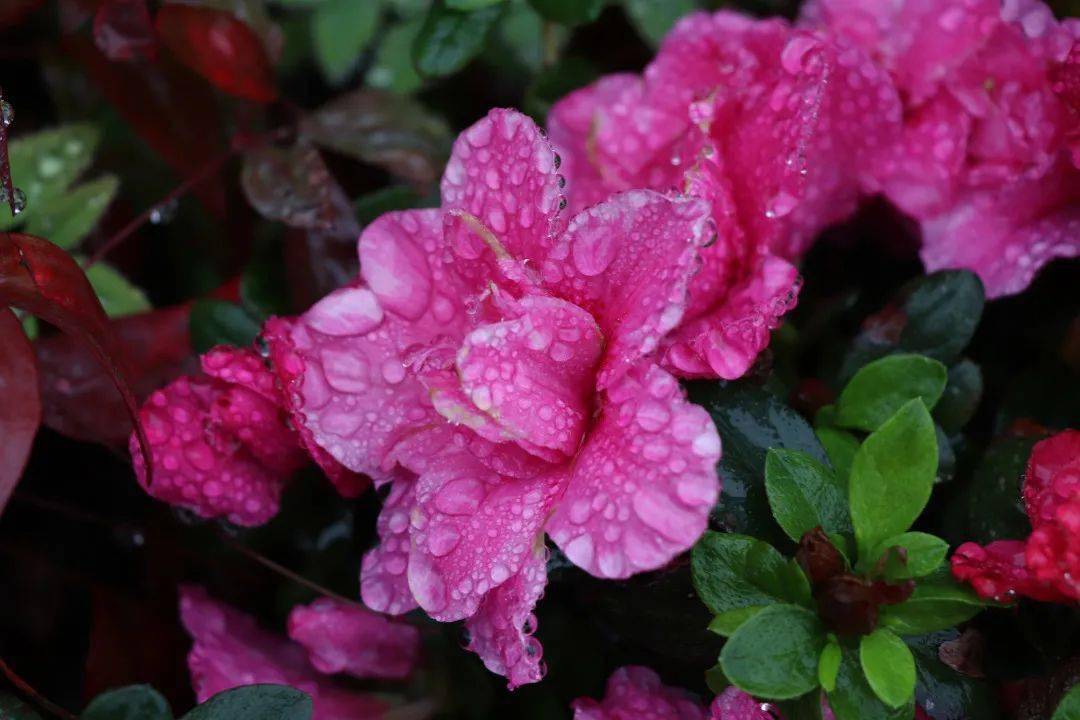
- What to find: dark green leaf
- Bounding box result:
[849,400,937,560]
[689,381,828,547]
[180,686,311,720]
[24,175,119,249]
[879,572,987,635]
[962,436,1035,544]
[1051,683,1080,720]
[367,17,424,93]
[765,448,851,541]
[1,124,100,229]
[836,354,947,432]
[819,641,841,692]
[413,1,504,77]
[692,531,812,625]
[705,663,730,695]
[241,236,290,319]
[623,0,694,45]
[720,604,826,700]
[897,271,984,365]
[778,693,826,720]
[815,427,859,481]
[866,532,948,581]
[312,0,381,84]
[0,693,43,720]
[934,360,982,434]
[828,649,915,720]
[527,0,605,25]
[189,300,262,353]
[860,628,916,708]
[82,685,173,720]
[906,631,1002,720]
[708,606,764,636]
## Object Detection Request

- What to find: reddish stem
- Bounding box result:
[0,86,16,218]
[0,657,77,720]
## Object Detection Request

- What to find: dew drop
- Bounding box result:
[10,188,26,215]
[552,152,561,170]
[0,99,13,128]
[149,197,179,224]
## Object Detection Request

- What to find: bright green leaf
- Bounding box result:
[413,1,504,77]
[623,0,694,46]
[860,629,916,708]
[1,123,100,229]
[836,354,947,432]
[189,299,262,353]
[815,427,859,481]
[312,0,381,84]
[180,685,311,720]
[527,0,605,25]
[708,606,763,637]
[24,175,119,249]
[691,531,812,619]
[765,448,851,542]
[879,571,988,635]
[866,532,948,581]
[367,18,424,93]
[828,649,915,720]
[85,261,152,318]
[819,641,841,693]
[720,604,827,700]
[82,685,173,720]
[849,399,937,560]
[1052,683,1080,720]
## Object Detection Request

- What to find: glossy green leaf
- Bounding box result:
[828,649,915,720]
[815,427,859,481]
[907,631,1002,720]
[692,531,812,621]
[819,641,841,693]
[180,685,311,720]
[879,572,987,635]
[849,400,937,560]
[720,604,826,700]
[527,0,605,25]
[836,354,947,432]
[897,271,984,364]
[24,175,119,249]
[1,123,100,229]
[82,685,173,720]
[765,448,851,541]
[861,629,916,708]
[85,261,152,318]
[1051,683,1080,720]
[413,1,504,77]
[312,0,380,84]
[934,360,983,434]
[367,17,424,92]
[962,436,1038,544]
[866,532,948,581]
[708,606,763,637]
[623,0,694,46]
[189,299,262,353]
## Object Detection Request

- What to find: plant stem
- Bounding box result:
[0,657,77,720]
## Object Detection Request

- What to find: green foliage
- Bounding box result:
[878,571,988,635]
[527,0,605,25]
[897,271,985,364]
[765,448,851,542]
[1052,683,1080,720]
[180,686,311,720]
[189,300,262,353]
[81,685,173,720]
[819,641,841,692]
[867,532,948,581]
[84,261,152,318]
[860,629,916,708]
[312,0,381,84]
[413,1,505,77]
[720,604,827,700]
[835,355,947,432]
[623,0,695,45]
[1,123,100,229]
[367,16,425,92]
[815,427,859,481]
[849,400,937,559]
[828,649,915,720]
[934,360,983,434]
[907,631,1002,720]
[24,175,119,250]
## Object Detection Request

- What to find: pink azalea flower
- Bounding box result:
[952,429,1080,603]
[179,586,392,720]
[548,11,902,378]
[129,345,366,527]
[272,108,722,687]
[800,0,1080,297]
[570,666,709,720]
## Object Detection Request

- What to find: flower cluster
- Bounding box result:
[952,429,1080,602]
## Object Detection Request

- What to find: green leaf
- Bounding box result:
[241,236,290,320]
[1,123,100,229]
[836,354,947,432]
[898,271,984,364]
[1051,683,1080,720]
[934,360,982,434]
[447,0,505,8]
[623,0,694,46]
[82,685,173,720]
[189,300,262,353]
[849,399,937,560]
[720,604,827,700]
[0,693,43,720]
[962,436,1038,544]
[906,631,1002,720]
[866,532,948,581]
[413,1,504,77]
[85,261,152,318]
[828,649,915,720]
[367,17,424,93]
[819,641,842,693]
[24,175,119,249]
[777,692,826,720]
[765,448,851,541]
[708,606,764,637]
[312,0,381,84]
[689,380,829,547]
[180,685,311,720]
[879,572,987,635]
[815,426,859,483]
[527,0,605,25]
[860,629,916,708]
[496,1,554,72]
[692,531,812,621]
[705,663,730,695]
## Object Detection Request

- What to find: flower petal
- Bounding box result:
[547,364,720,579]
[360,472,419,616]
[951,540,1069,603]
[571,666,707,720]
[708,687,779,720]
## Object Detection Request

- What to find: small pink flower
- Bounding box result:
[129,345,366,526]
[801,0,1080,297]
[179,586,392,720]
[275,109,721,687]
[571,666,708,720]
[952,429,1080,603]
[548,11,900,377]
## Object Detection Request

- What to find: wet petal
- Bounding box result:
[547,364,720,579]
[287,597,420,680]
[572,666,707,720]
[708,687,780,720]
[360,472,420,616]
[951,540,1067,603]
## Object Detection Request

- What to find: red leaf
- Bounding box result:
[155,4,277,103]
[37,304,196,447]
[0,232,152,483]
[0,308,40,515]
[93,0,157,61]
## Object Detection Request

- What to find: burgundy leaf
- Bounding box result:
[939,629,986,679]
[0,308,41,515]
[36,304,195,447]
[0,232,152,483]
[815,575,879,637]
[93,0,156,61]
[796,527,846,585]
[155,4,277,103]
